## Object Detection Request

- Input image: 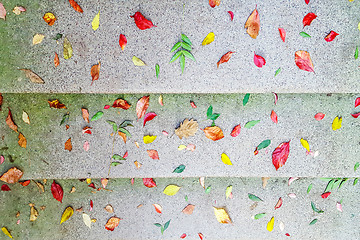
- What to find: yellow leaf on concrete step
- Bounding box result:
[33,34,44,45]
[60,206,74,224]
[267,216,274,232]
[1,227,13,238]
[332,116,342,131]
[300,138,310,151]
[92,11,100,30]
[143,135,157,144]
[226,185,232,199]
[221,153,232,165]
[213,207,232,224]
[202,32,215,45]
[132,56,146,66]
[63,37,73,59]
[163,184,181,196]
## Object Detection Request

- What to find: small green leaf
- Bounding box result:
[161,225,164,234]
[248,193,262,202]
[338,178,348,189]
[180,54,185,73]
[53,33,63,40]
[309,219,318,225]
[257,140,271,151]
[207,105,213,118]
[354,178,358,186]
[244,120,260,129]
[163,220,171,231]
[110,162,122,166]
[181,34,192,46]
[170,51,183,63]
[118,127,132,137]
[211,120,216,127]
[119,120,133,128]
[299,32,311,38]
[106,120,118,132]
[205,186,211,193]
[112,154,125,160]
[324,179,336,192]
[182,50,196,62]
[91,111,104,121]
[355,46,359,60]
[155,64,160,78]
[185,195,188,201]
[181,42,192,51]
[254,213,266,220]
[170,42,181,52]
[60,113,69,126]
[307,183,313,194]
[243,93,250,106]
[275,67,281,77]
[332,179,341,190]
[311,202,324,213]
[355,162,359,172]
[210,113,220,121]
[154,223,162,227]
[173,164,186,173]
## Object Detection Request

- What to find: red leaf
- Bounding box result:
[143,178,156,188]
[209,0,221,8]
[123,151,128,158]
[272,141,290,170]
[1,184,11,191]
[147,150,159,160]
[228,11,234,21]
[119,34,127,51]
[254,53,266,68]
[285,233,291,236]
[136,96,150,120]
[51,180,63,203]
[217,51,234,68]
[324,31,339,42]
[278,28,286,42]
[90,200,93,211]
[355,97,360,108]
[130,12,156,30]
[68,0,83,13]
[303,13,317,27]
[104,105,110,109]
[88,183,96,189]
[295,50,314,72]
[351,112,360,118]
[105,216,121,231]
[230,124,241,137]
[190,101,197,108]
[274,197,283,209]
[180,233,187,239]
[198,233,204,240]
[270,110,278,123]
[19,180,30,186]
[112,98,131,110]
[314,112,325,120]
[273,92,278,105]
[321,192,331,199]
[305,0,310,4]
[143,112,157,127]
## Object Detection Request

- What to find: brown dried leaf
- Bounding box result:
[48,99,66,109]
[104,204,114,213]
[91,61,101,85]
[0,167,23,183]
[182,204,195,215]
[250,202,258,210]
[112,99,131,110]
[81,108,89,123]
[70,186,76,193]
[136,96,150,119]
[33,180,45,193]
[18,132,27,148]
[105,216,121,231]
[175,119,199,139]
[6,108,18,132]
[203,126,224,141]
[65,138,72,151]
[20,69,45,84]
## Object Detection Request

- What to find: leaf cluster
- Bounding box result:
[154,220,171,234]
[170,34,196,73]
[206,105,220,126]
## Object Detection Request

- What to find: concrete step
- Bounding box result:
[0,177,358,240]
[1,93,360,179]
[0,0,359,94]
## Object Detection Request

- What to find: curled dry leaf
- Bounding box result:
[130,12,156,30]
[69,0,83,13]
[272,141,290,170]
[254,53,266,68]
[43,12,56,26]
[153,204,162,214]
[91,61,101,86]
[105,216,121,231]
[217,51,234,68]
[295,50,314,72]
[182,204,195,215]
[0,3,6,20]
[190,100,197,108]
[230,124,241,137]
[136,96,150,119]
[54,52,60,67]
[314,112,325,120]
[270,110,278,123]
[303,13,317,27]
[199,177,205,189]
[278,28,286,42]
[19,180,30,186]
[0,167,23,183]
[134,161,142,169]
[213,207,232,224]
[112,98,131,109]
[209,0,221,8]
[147,149,159,160]
[65,138,72,151]
[81,108,89,123]
[51,180,63,203]
[119,34,127,51]
[203,126,224,141]
[288,177,299,186]
[30,205,39,222]
[245,7,260,39]
[20,69,45,84]
[274,197,283,209]
[6,109,18,132]
[104,204,114,213]
[158,95,163,106]
[13,6,26,15]
[143,178,156,188]
[143,112,157,127]
[324,31,339,42]
[33,34,45,45]
[175,119,198,139]
[48,99,66,109]
[69,186,76,193]
[33,180,44,193]
[18,132,27,148]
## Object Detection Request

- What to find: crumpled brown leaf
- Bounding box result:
[48,99,66,109]
[18,132,27,148]
[0,167,24,183]
[29,203,39,222]
[105,216,121,231]
[112,98,131,110]
[6,108,18,132]
[91,61,101,85]
[175,119,198,139]
[203,126,224,141]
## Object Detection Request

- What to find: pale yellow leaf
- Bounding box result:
[358,22,360,31]
[33,34,45,45]
[221,153,232,165]
[60,206,74,224]
[143,135,157,144]
[300,138,310,151]
[213,207,232,224]
[1,227,13,239]
[267,216,275,232]
[262,177,270,189]
[63,37,73,59]
[163,184,181,196]
[22,111,30,124]
[92,11,100,31]
[20,69,45,84]
[178,145,187,150]
[199,177,205,189]
[30,205,38,222]
[332,116,342,131]
[202,32,215,45]
[104,204,114,213]
[82,213,92,228]
[175,119,198,139]
[226,185,232,199]
[132,56,146,66]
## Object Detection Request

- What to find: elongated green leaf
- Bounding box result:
[182,50,196,62]
[354,178,358,186]
[111,162,122,166]
[173,164,186,173]
[254,213,266,220]
[154,223,162,228]
[275,67,281,77]
[207,105,213,118]
[307,183,313,194]
[309,219,318,225]
[170,42,181,52]
[244,120,260,129]
[155,64,160,78]
[118,127,131,137]
[181,34,192,46]
[91,111,104,121]
[161,226,164,234]
[339,178,348,189]
[163,220,171,231]
[257,140,271,150]
[180,54,185,73]
[355,162,359,172]
[311,202,324,213]
[324,179,335,192]
[181,42,192,51]
[332,179,341,190]
[205,186,211,193]
[243,93,250,106]
[112,154,125,160]
[248,193,262,202]
[210,113,220,121]
[106,120,118,132]
[300,32,311,38]
[170,51,183,63]
[185,195,188,201]
[60,113,69,126]
[355,46,359,60]
[119,120,133,128]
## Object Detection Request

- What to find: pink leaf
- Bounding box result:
[321,192,331,199]
[162,130,169,136]
[83,141,90,151]
[90,199,93,211]
[278,28,286,42]
[274,197,283,209]
[336,202,343,212]
[104,105,110,109]
[131,178,134,185]
[143,178,156,188]
[190,100,197,108]
[143,112,157,127]
[270,110,278,123]
[288,193,296,198]
[351,112,360,118]
[272,92,278,105]
[228,11,234,21]
[295,50,314,72]
[0,3,6,20]
[0,155,4,165]
[303,13,317,27]
[1,184,11,191]
[355,97,360,108]
[254,53,266,68]
[314,112,325,120]
[288,177,299,186]
[147,149,159,160]
[272,141,290,170]
[230,124,241,137]
[186,144,196,152]
[324,31,339,42]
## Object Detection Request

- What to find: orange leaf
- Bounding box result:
[270,110,278,123]
[6,108,18,132]
[209,0,221,8]
[68,0,83,13]
[245,7,260,39]
[118,131,127,143]
[19,180,30,186]
[217,51,234,68]
[105,216,121,231]
[152,204,162,213]
[18,132,27,148]
[119,34,127,51]
[91,61,101,85]
[136,96,150,119]
[147,149,159,160]
[295,50,314,72]
[54,52,59,67]
[182,204,195,215]
[0,167,23,183]
[112,98,131,110]
[65,138,72,152]
[272,141,290,170]
[203,126,224,141]
[48,99,67,109]
[81,108,89,123]
[43,12,56,26]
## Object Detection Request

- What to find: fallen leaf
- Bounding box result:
[262,177,270,189]
[288,177,299,186]
[65,138,72,151]
[221,153,232,165]
[209,0,221,8]
[351,112,360,118]
[325,30,339,42]
[303,13,317,27]
[270,110,278,123]
[143,112,157,127]
[0,93,2,111]
[173,164,186,173]
[213,207,232,224]
[1,227,12,238]
[217,51,234,68]
[91,111,103,121]
[309,219,318,225]
[118,131,127,143]
[83,141,89,151]
[186,144,196,152]
[143,178,157,188]
[248,193,263,201]
[60,206,73,224]
[104,204,114,213]
[273,92,278,105]
[18,132,27,148]
[228,11,234,21]
[321,192,331,199]
[20,69,45,84]
[203,126,224,141]
[252,213,266,220]
[254,140,271,155]
[336,202,343,212]
[295,50,314,72]
[68,0,83,13]
[199,177,205,189]
[130,12,156,30]
[90,61,101,85]
[143,135,157,144]
[19,180,30,186]
[267,217,275,232]
[245,7,260,39]
[136,96,150,119]
[230,124,241,137]
[0,3,6,20]
[63,37,73,59]
[300,138,310,152]
[279,221,285,231]
[0,167,23,183]
[101,178,108,188]
[254,53,266,68]
[6,109,18,132]
[1,184,11,191]
[355,97,360,108]
[132,56,146,66]
[244,120,260,129]
[51,181,63,203]
[33,34,45,45]
[147,149,159,160]
[48,99,66,109]
[180,233,187,239]
[274,197,283,209]
[153,204,162,213]
[43,12,56,26]
[69,186,76,193]
[332,116,342,131]
[105,217,121,231]
[202,32,215,45]
[175,119,199,139]
[81,108,89,123]
[305,0,310,4]
[119,34,127,51]
[288,193,296,198]
[33,181,44,193]
[13,6,25,15]
[30,204,39,222]
[226,185,232,199]
[53,52,60,67]
[314,112,325,120]
[272,141,290,170]
[278,28,286,42]
[82,213,91,229]
[92,11,100,31]
[190,100,197,108]
[163,185,181,196]
[198,233,204,240]
[182,204,195,215]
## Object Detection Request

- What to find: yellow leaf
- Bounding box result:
[213,207,232,224]
[86,178,91,184]
[221,153,232,165]
[226,185,232,199]
[92,11,100,31]
[143,135,157,144]
[43,12,56,26]
[60,206,74,224]
[300,138,310,152]
[163,184,181,196]
[22,111,30,124]
[63,37,73,59]
[267,216,275,232]
[33,34,45,45]
[178,145,186,150]
[358,22,360,31]
[1,227,13,239]
[202,32,215,45]
[132,56,146,66]
[332,116,342,131]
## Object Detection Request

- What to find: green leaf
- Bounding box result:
[170,42,181,52]
[309,219,318,225]
[248,193,262,202]
[180,54,185,73]
[154,223,162,228]
[243,93,250,106]
[354,178,358,186]
[307,183,313,194]
[118,127,132,137]
[355,162,359,172]
[254,213,266,220]
[205,186,211,194]
[170,51,183,63]
[211,120,216,127]
[182,50,196,62]
[207,105,213,118]
[112,154,126,160]
[275,67,281,77]
[332,179,341,190]
[173,164,186,173]
[244,120,260,129]
[319,178,333,181]
[155,64,160,78]
[299,32,311,38]
[181,34,192,46]
[257,140,271,151]
[324,179,335,192]
[185,195,188,202]
[119,120,133,128]
[161,226,164,234]
[355,46,359,60]
[91,111,104,121]
[110,162,122,166]
[60,113,69,126]
[311,202,324,213]
[53,33,63,40]
[210,113,220,121]
[106,120,118,132]
[338,178,348,189]
[163,220,171,231]
[181,42,192,51]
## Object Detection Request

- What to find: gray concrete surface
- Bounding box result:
[0,177,358,240]
[1,93,360,179]
[0,0,360,93]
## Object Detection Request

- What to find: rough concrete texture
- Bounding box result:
[0,0,360,93]
[0,177,358,240]
[1,93,360,179]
